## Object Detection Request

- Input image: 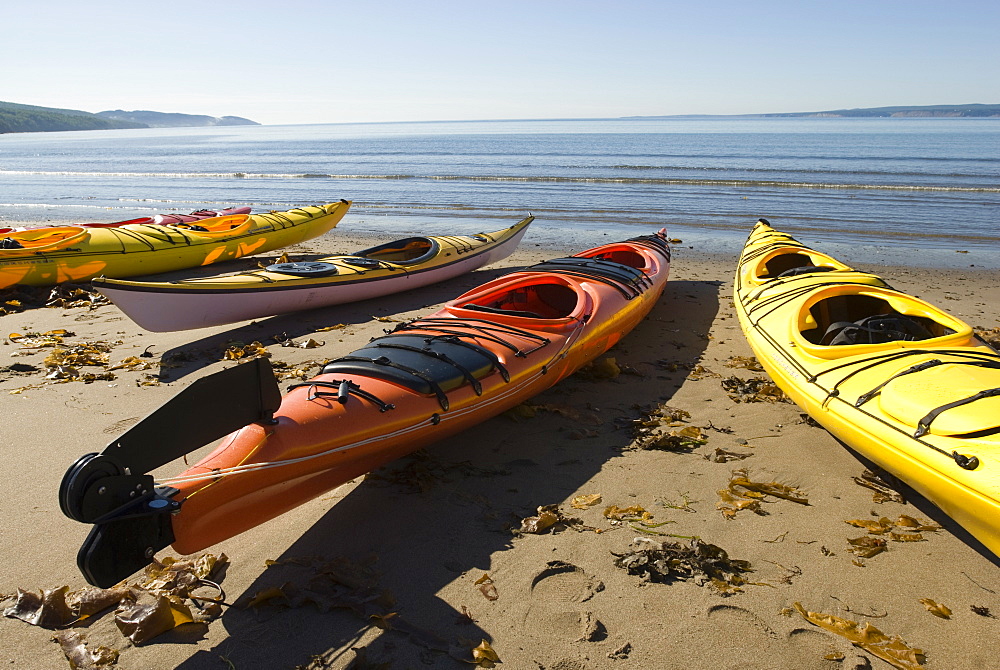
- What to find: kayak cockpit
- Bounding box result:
[353,237,439,265]
[0,226,89,254]
[746,248,851,284]
[589,248,648,269]
[795,286,972,356]
[459,280,580,320]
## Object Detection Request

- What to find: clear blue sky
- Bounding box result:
[4,0,998,125]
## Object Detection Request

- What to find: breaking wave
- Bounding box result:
[2,170,997,193]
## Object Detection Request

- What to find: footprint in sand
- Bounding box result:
[703,604,846,669]
[524,560,606,642]
[707,603,780,641]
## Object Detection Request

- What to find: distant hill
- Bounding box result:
[0,101,145,133]
[0,101,260,134]
[97,110,259,127]
[763,104,1000,118]
[628,104,1000,120]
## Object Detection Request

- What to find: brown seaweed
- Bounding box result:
[793,602,926,669]
[45,286,110,309]
[687,364,720,380]
[52,630,119,669]
[612,537,754,595]
[631,404,707,452]
[474,574,499,602]
[724,355,765,371]
[221,340,270,360]
[853,470,906,504]
[4,552,227,657]
[844,515,940,557]
[570,494,603,509]
[847,536,888,558]
[918,598,952,619]
[974,326,1000,350]
[717,468,809,518]
[470,639,501,667]
[720,375,789,403]
[637,425,707,452]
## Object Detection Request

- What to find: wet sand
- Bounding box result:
[2,225,999,669]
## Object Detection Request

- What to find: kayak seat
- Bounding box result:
[761,252,816,278]
[321,333,498,402]
[802,294,951,345]
[821,314,935,345]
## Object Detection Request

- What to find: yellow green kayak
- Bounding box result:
[735,219,1000,557]
[0,201,350,288]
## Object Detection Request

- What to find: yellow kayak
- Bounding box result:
[0,201,350,288]
[735,219,1000,557]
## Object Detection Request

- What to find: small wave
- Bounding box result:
[423,174,1000,193]
[609,163,995,180]
[1,169,997,193]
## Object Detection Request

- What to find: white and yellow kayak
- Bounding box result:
[735,219,1000,557]
[93,215,533,331]
[0,201,350,288]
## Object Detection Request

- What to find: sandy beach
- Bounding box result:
[2,225,999,670]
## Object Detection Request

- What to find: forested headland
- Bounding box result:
[0,101,259,134]
[0,101,145,133]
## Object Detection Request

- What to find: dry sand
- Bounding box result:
[1,226,999,670]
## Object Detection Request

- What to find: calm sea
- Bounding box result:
[1,118,998,267]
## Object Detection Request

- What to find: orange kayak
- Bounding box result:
[60,231,671,586]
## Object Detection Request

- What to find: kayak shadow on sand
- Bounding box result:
[152,264,521,383]
[171,279,722,669]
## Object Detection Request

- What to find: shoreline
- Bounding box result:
[3,207,999,272]
[2,231,999,669]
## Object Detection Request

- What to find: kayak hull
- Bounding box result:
[734,219,1000,557]
[92,216,533,331]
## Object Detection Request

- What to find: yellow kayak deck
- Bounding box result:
[735,219,1000,557]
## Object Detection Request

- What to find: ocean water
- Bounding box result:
[1,117,998,267]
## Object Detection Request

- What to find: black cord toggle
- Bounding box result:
[953,452,980,470]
